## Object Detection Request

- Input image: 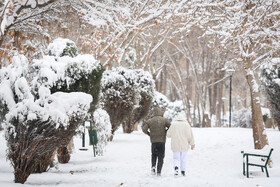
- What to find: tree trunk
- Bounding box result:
[216,82,222,127]
[50,148,57,168]
[159,66,164,93]
[57,145,71,164]
[133,122,138,131]
[243,56,269,149]
[122,118,134,134]
[209,78,215,117]
[33,151,54,173]
[197,96,202,127]
[57,137,75,164]
[14,168,29,184]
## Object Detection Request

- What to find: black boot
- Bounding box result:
[174,166,179,176]
[181,171,185,176]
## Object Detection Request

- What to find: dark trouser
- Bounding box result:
[151,142,165,174]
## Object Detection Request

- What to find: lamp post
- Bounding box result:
[227,69,235,128]
[79,122,88,151]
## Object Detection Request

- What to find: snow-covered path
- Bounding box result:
[0,128,280,187]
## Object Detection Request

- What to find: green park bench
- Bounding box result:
[241,148,273,178]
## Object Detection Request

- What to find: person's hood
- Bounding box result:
[153,107,164,117]
[175,114,186,121]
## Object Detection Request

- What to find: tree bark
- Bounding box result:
[57,137,75,163]
[216,82,222,127]
[122,118,134,134]
[243,55,269,149]
[57,145,70,164]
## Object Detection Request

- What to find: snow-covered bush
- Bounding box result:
[164,100,185,122]
[145,91,170,120]
[92,108,111,156]
[100,67,137,139]
[0,54,93,183]
[153,91,169,110]
[123,69,155,133]
[100,67,155,137]
[31,45,103,112]
[30,38,103,163]
[0,99,7,125]
[48,38,78,58]
[0,55,31,124]
[261,59,280,130]
[232,108,252,128]
[6,92,92,184]
[0,38,104,183]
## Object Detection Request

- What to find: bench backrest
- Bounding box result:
[264,148,274,166]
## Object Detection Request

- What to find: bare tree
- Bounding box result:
[222,0,280,149]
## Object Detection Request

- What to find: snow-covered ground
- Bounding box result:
[0,128,279,187]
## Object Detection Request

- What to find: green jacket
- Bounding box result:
[142,107,171,143]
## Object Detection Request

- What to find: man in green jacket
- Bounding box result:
[142,107,171,176]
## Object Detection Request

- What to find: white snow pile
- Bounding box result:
[6,91,92,129]
[31,54,100,91]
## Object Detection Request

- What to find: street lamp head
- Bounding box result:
[226,69,235,76]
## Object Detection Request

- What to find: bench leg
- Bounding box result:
[265,167,269,177]
[246,156,249,178]
[243,161,245,176]
[261,167,264,172]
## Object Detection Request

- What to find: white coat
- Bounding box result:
[167,114,195,152]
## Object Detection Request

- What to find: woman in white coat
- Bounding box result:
[167,114,195,176]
